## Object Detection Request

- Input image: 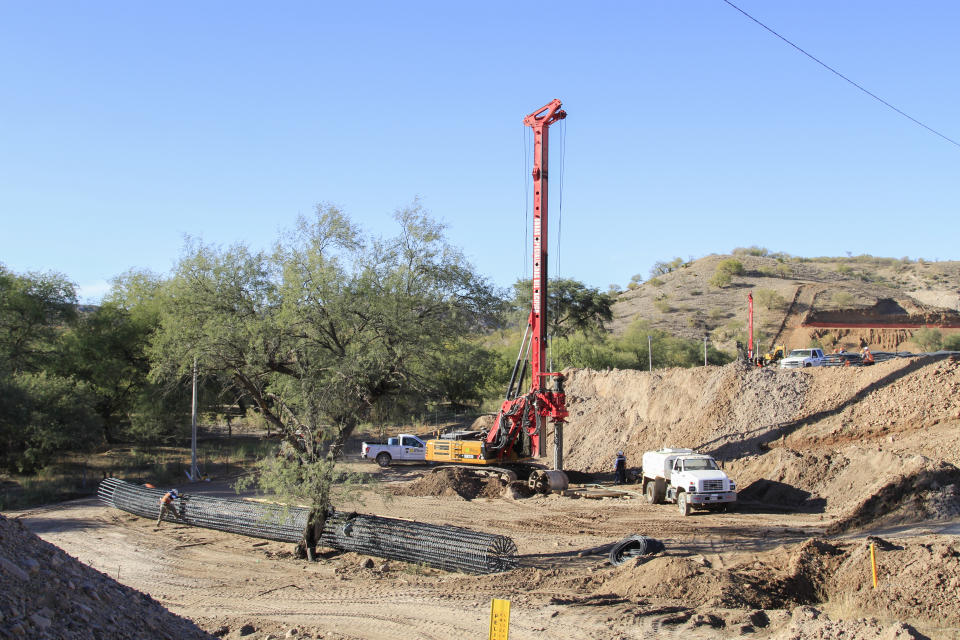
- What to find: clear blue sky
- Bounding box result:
[2,1,958,302]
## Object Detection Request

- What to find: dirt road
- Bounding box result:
[13,464,958,639]
[10,359,960,639]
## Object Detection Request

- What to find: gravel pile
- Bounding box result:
[0,513,214,640]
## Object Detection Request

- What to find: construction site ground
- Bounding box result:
[7,356,960,639]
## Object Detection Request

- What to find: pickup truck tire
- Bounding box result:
[804,363,812,367]
[678,491,692,517]
[375,452,392,467]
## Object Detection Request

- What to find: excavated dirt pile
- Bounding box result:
[0,513,214,640]
[562,356,960,529]
[393,467,505,500]
[587,535,950,637]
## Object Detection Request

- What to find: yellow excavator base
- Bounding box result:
[426,439,523,465]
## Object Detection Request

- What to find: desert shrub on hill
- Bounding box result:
[913,328,943,352]
[650,257,684,277]
[709,259,744,289]
[732,246,770,257]
[754,289,786,310]
[831,291,854,307]
[943,334,960,351]
[549,319,731,370]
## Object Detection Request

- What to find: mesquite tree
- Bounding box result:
[149,203,502,454]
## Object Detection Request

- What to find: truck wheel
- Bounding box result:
[645,482,656,504]
[804,363,812,368]
[678,491,692,517]
[653,477,666,504]
[375,452,391,468]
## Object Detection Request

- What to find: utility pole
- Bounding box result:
[704,336,708,366]
[648,335,652,372]
[189,357,199,482]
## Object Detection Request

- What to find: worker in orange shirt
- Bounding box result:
[156,489,182,527]
[861,346,874,365]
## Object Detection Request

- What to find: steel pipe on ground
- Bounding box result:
[98,478,517,574]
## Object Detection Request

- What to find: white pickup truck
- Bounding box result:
[641,448,737,516]
[360,434,427,467]
[779,348,826,369]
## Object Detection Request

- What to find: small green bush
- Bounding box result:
[831,291,854,307]
[942,334,960,351]
[647,277,665,287]
[913,328,943,352]
[732,246,769,257]
[654,299,673,313]
[709,270,732,288]
[754,289,786,310]
[717,259,745,276]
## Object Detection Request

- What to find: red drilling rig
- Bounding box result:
[425,100,570,492]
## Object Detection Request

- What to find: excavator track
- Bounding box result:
[430,465,518,483]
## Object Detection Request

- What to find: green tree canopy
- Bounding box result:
[0,266,77,374]
[511,277,614,338]
[149,203,502,452]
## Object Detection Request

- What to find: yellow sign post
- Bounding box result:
[489,598,511,640]
[870,542,878,589]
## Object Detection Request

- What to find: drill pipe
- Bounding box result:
[98,478,517,574]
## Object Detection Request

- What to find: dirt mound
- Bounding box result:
[827,537,960,628]
[394,468,505,500]
[770,606,928,640]
[562,357,960,528]
[600,538,843,611]
[0,513,213,639]
[827,461,960,533]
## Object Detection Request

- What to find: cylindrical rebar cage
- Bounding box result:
[98,478,517,574]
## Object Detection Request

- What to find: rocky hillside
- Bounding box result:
[612,253,960,353]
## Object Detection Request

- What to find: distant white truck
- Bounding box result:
[360,434,427,467]
[779,348,826,369]
[641,448,737,516]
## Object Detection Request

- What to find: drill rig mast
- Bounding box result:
[425,100,569,485]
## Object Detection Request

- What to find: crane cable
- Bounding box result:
[549,118,567,373]
[720,0,960,149]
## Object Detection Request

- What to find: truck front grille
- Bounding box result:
[701,480,724,492]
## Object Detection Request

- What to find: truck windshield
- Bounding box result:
[683,458,718,471]
[788,350,812,357]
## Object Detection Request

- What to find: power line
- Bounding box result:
[721,0,960,149]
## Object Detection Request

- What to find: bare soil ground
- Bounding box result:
[6,358,960,639]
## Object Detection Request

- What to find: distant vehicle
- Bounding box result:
[760,344,787,367]
[779,348,826,369]
[360,434,426,467]
[641,448,737,516]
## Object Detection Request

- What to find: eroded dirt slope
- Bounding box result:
[562,356,960,530]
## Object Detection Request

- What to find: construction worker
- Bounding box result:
[614,451,627,485]
[156,489,182,527]
[861,346,874,365]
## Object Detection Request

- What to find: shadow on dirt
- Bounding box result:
[699,353,951,461]
[736,479,827,513]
